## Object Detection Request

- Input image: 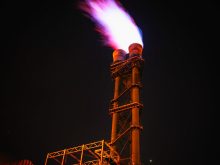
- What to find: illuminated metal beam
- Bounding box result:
[44,140,119,165]
[109,102,143,114]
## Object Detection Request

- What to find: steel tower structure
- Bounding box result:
[44,43,144,165]
[110,43,144,165]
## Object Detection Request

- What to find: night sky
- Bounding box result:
[1,0,217,165]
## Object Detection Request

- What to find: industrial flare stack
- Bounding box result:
[110,43,144,165]
[44,43,144,165]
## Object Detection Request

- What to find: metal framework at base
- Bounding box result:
[44,140,120,165]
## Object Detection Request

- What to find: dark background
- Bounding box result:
[1,0,217,165]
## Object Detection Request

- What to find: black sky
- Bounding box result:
[1,0,217,165]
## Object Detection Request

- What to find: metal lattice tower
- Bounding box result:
[44,43,144,165]
[109,43,144,165]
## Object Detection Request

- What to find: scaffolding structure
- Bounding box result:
[44,140,120,165]
[109,49,144,165]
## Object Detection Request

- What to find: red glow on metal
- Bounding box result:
[79,0,143,53]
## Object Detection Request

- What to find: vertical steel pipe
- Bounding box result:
[131,66,140,165]
[111,76,120,146]
[111,49,126,150]
[129,43,143,165]
[80,145,85,165]
[99,140,105,165]
[44,154,49,165]
[61,149,66,165]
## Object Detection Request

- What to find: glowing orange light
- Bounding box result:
[80,0,143,53]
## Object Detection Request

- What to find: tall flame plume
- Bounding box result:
[79,0,143,53]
